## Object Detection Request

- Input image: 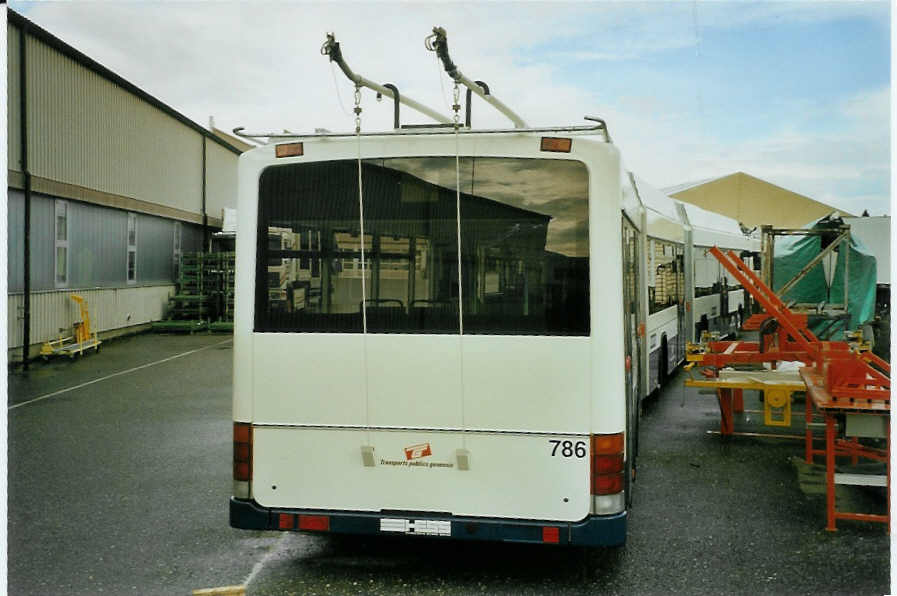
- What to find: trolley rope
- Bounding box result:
[330,61,351,117]
[451,79,468,447]
[354,84,372,441]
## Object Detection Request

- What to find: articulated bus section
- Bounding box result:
[231,135,631,546]
[230,131,759,547]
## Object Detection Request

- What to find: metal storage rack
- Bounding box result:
[153,252,212,333]
[209,251,235,332]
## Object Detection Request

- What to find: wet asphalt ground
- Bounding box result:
[7,332,890,595]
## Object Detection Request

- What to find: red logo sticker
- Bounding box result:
[404,443,432,460]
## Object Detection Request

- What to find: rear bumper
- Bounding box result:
[230,497,627,546]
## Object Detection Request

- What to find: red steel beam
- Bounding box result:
[711,247,819,354]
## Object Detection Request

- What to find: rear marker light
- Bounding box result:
[278,514,295,530]
[540,137,572,153]
[234,462,251,481]
[592,433,624,454]
[593,472,623,495]
[298,515,330,532]
[233,423,250,443]
[234,443,250,461]
[591,433,624,496]
[233,422,253,482]
[593,453,624,475]
[542,526,560,544]
[275,142,304,158]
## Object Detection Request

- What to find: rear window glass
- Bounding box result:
[255,157,589,335]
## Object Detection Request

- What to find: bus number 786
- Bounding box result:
[549,440,587,458]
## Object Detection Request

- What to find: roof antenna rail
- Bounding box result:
[426,26,528,129]
[321,33,452,127]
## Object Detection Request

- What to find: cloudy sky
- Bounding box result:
[10,1,890,215]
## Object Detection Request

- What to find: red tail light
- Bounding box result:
[593,472,623,494]
[278,513,295,530]
[298,515,330,532]
[591,433,624,496]
[234,422,253,482]
[593,453,624,475]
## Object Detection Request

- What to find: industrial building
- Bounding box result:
[6,10,244,363]
[665,172,853,228]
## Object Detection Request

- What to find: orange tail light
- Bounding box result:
[591,433,624,495]
[233,422,253,482]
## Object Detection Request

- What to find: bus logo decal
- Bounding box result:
[404,443,432,460]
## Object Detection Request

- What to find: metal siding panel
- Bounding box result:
[183,223,204,253]
[26,35,204,216]
[8,190,24,292]
[8,23,21,172]
[8,294,20,348]
[136,214,175,284]
[8,190,56,292]
[67,201,128,288]
[206,142,239,220]
[29,193,55,291]
[8,285,175,349]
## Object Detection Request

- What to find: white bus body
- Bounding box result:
[228,125,760,546]
[634,177,687,392]
[686,202,759,340]
[230,130,635,546]
[630,177,760,393]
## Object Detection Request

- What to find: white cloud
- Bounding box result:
[10,1,889,216]
[618,87,890,215]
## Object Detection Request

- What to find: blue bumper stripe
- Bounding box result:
[230,498,627,546]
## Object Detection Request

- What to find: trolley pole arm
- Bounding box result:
[322,33,452,125]
[426,27,528,129]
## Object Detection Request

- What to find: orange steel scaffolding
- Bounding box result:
[688,247,890,531]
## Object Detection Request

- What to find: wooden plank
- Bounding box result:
[834,473,888,487]
[192,586,246,596]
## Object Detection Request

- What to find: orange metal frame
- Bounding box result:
[692,248,890,531]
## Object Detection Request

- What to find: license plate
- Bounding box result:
[380,518,451,536]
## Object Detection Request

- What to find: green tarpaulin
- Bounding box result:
[773,215,877,334]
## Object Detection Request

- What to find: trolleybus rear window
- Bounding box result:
[255,157,589,335]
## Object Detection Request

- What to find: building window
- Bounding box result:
[55,200,69,287]
[173,221,182,281]
[127,213,137,284]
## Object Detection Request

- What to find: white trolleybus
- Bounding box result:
[634,180,760,395]
[230,29,759,547]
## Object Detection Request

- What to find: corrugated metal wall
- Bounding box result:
[7,285,175,350]
[25,34,205,214]
[68,199,128,288]
[7,190,54,292]
[9,191,209,292]
[138,213,176,283]
[206,140,239,222]
[7,24,21,171]
[182,222,204,253]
